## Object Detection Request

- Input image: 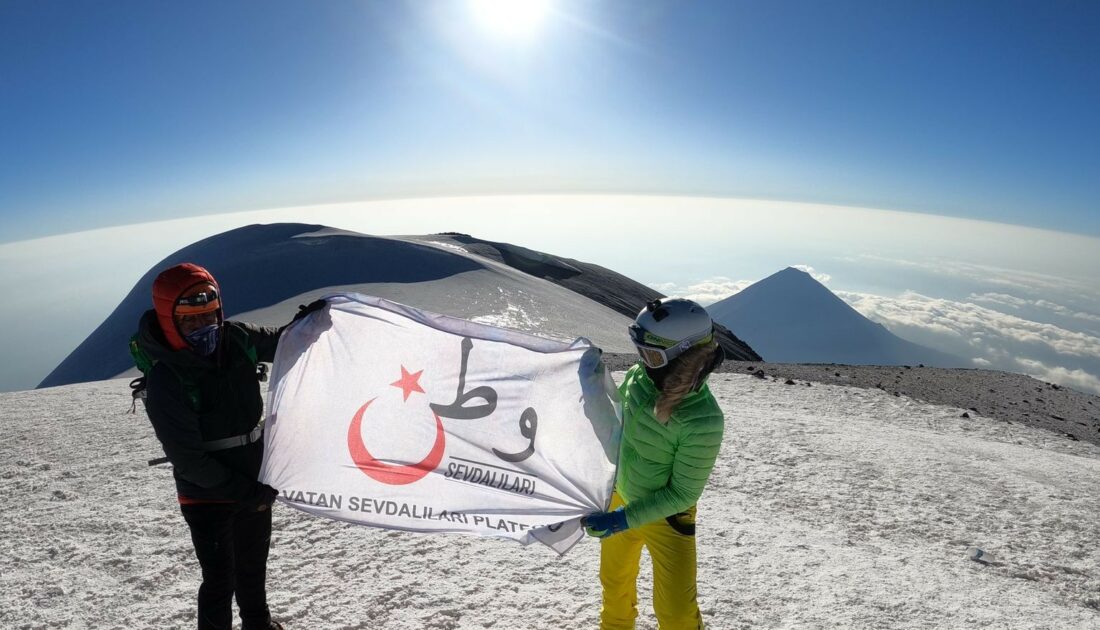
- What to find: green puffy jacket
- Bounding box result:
[616,363,725,528]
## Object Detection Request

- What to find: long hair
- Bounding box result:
[653,340,722,423]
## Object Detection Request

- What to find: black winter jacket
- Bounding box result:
[135,310,281,501]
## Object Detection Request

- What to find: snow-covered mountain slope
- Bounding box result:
[38,224,640,388]
[709,267,965,368]
[409,233,761,362]
[4,375,1098,629]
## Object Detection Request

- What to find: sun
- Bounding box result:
[468,0,551,38]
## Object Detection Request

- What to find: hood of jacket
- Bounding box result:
[151,263,222,351]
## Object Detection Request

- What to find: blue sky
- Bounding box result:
[2,2,1099,394]
[1,1,1098,243]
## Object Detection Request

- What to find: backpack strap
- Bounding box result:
[129,335,155,374]
[147,425,263,467]
[200,425,264,452]
[129,377,147,414]
[128,334,154,414]
[225,323,259,367]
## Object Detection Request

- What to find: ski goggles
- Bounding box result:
[629,325,713,369]
[174,288,221,316]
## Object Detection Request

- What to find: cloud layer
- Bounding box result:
[838,290,1100,394]
[648,277,753,306]
[969,292,1100,328]
[846,254,1100,317]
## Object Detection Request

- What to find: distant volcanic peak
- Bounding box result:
[764,266,830,290]
[780,266,812,276]
[707,266,964,368]
[725,267,851,316]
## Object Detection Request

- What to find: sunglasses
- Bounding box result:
[175,289,221,315]
[629,324,712,369]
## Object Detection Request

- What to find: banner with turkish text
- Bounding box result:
[259,293,622,554]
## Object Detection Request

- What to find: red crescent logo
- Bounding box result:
[347,397,446,485]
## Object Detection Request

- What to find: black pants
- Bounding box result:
[181,502,273,630]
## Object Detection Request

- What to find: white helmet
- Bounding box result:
[629,298,714,368]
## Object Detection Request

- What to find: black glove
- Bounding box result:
[290,299,327,325]
[245,483,279,512]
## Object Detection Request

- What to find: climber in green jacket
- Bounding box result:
[583,298,725,630]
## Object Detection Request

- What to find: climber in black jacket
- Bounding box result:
[134,262,323,630]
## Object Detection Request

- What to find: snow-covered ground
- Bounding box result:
[3,373,1099,629]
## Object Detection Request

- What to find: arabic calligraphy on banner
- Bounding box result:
[260,293,622,554]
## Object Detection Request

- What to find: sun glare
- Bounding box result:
[468,0,550,38]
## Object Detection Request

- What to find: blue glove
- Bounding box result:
[583,507,629,538]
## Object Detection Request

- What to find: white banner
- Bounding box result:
[259,293,622,554]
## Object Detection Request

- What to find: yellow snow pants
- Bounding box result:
[599,492,703,630]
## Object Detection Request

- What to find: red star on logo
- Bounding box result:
[390,365,425,402]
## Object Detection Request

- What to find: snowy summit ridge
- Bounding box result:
[38,223,759,389]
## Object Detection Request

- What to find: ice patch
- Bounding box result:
[471,304,546,332]
[424,240,470,254]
